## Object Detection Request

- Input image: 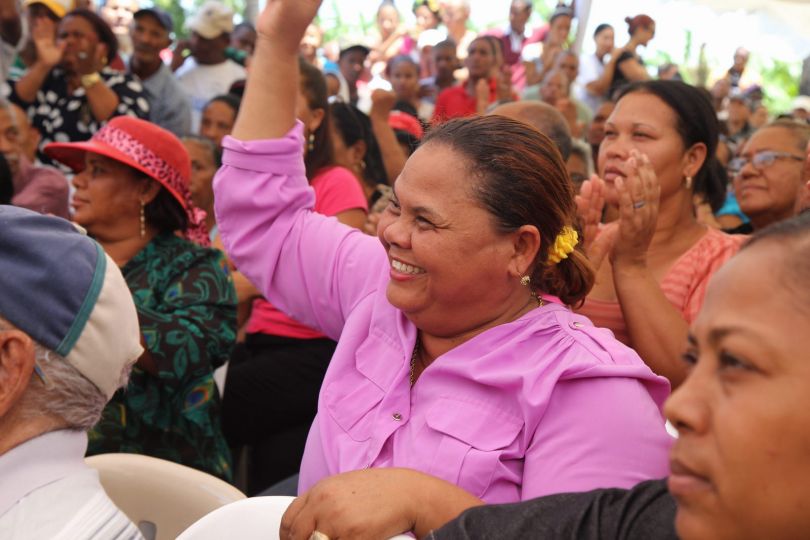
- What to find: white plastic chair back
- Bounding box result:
[86,453,245,540]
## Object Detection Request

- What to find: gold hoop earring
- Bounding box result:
[139,201,146,238]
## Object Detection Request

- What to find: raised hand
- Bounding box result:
[370,88,397,118]
[611,150,660,267]
[576,175,615,271]
[256,0,322,53]
[32,16,63,68]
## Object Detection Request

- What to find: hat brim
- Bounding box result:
[134,9,173,32]
[23,0,67,18]
[340,45,371,57]
[44,140,188,210]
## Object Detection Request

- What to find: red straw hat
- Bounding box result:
[44,117,209,245]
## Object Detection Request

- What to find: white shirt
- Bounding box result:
[576,52,606,114]
[0,430,143,540]
[175,58,246,132]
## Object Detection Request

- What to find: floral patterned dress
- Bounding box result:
[87,234,237,481]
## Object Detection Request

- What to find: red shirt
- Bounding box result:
[432,78,498,123]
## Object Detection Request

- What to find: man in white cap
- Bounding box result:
[0,206,145,539]
[173,0,246,132]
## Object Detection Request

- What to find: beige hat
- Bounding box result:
[186,0,234,39]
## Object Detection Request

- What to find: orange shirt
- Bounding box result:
[578,228,747,344]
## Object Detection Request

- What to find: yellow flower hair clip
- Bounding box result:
[547,226,579,264]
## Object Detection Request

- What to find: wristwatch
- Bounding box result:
[80,72,102,88]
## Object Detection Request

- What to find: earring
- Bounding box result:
[139,200,146,238]
[307,133,315,152]
[520,275,531,287]
[684,176,693,190]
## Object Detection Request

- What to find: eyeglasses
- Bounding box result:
[728,150,805,175]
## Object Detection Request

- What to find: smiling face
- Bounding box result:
[665,242,810,540]
[130,13,170,67]
[598,92,699,206]
[733,127,805,229]
[376,142,524,337]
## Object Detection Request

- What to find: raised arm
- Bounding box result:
[231,0,321,141]
[214,0,385,340]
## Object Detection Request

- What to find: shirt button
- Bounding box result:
[392,413,403,421]
[569,321,584,329]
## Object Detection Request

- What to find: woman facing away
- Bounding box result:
[214,0,672,506]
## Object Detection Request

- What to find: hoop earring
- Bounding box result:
[684,176,693,190]
[139,201,146,238]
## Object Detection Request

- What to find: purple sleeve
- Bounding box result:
[521,377,672,500]
[213,122,387,341]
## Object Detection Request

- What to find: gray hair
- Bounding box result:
[0,317,130,430]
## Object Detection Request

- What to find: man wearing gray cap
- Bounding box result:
[173,0,246,132]
[0,207,144,539]
[128,7,192,137]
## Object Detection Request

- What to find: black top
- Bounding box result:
[5,67,150,169]
[429,479,678,540]
[609,51,641,99]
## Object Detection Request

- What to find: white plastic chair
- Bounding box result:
[177,496,413,540]
[86,453,245,540]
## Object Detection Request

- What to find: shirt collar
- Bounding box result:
[0,429,89,518]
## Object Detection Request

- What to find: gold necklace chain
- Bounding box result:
[409,336,421,387]
[409,294,543,387]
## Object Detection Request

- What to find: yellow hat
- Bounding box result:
[23,0,74,18]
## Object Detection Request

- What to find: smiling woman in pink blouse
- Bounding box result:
[214,0,672,506]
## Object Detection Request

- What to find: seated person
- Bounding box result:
[728,119,809,233]
[5,9,149,169]
[280,211,810,540]
[215,0,672,509]
[0,206,144,539]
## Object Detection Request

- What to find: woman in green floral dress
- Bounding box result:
[45,116,236,481]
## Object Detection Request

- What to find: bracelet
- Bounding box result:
[81,72,102,89]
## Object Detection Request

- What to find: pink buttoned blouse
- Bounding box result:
[214,122,673,504]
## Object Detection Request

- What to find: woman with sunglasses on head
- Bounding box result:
[726,119,810,234]
[214,0,672,511]
[576,80,745,389]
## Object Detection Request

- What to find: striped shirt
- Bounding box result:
[0,430,143,540]
[578,228,747,344]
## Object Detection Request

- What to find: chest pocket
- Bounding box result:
[323,372,385,443]
[424,397,523,498]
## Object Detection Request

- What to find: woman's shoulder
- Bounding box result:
[682,227,747,267]
[152,234,228,271]
[518,305,660,375]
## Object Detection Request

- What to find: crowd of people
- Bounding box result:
[1,0,810,538]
